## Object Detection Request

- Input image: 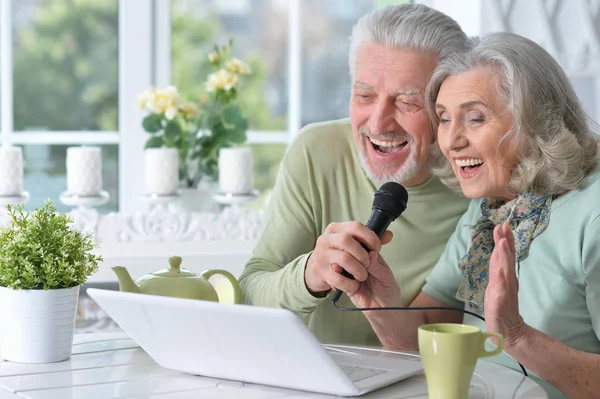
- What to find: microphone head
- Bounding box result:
[373,182,408,219]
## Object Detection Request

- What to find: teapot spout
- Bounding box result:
[112,266,142,293]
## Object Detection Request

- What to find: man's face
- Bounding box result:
[350,43,437,187]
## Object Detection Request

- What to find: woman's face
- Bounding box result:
[435,67,518,201]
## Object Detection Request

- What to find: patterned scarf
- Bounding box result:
[456,192,552,310]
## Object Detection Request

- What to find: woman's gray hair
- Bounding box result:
[425,32,600,195]
[349,4,468,79]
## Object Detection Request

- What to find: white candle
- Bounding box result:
[0,147,23,196]
[144,148,179,195]
[218,147,253,195]
[66,146,102,196]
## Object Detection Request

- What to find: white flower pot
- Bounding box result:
[0,285,80,363]
[168,181,219,214]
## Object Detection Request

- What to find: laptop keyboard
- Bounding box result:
[339,364,388,382]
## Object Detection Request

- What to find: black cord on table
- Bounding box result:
[332,298,528,377]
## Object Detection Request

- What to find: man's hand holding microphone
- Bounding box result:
[303,182,409,307]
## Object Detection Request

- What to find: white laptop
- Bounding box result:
[86,288,424,397]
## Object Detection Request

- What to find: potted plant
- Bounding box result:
[0,200,101,363]
[137,38,251,190]
[137,85,202,187]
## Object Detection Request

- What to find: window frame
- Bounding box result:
[0,0,299,214]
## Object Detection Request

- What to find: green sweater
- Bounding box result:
[239,119,469,346]
[423,165,600,399]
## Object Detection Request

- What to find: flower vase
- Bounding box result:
[168,178,219,214]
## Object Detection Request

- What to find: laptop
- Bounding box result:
[86,288,424,397]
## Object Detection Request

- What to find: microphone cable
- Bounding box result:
[332,297,528,377]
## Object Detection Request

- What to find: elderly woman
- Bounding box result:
[343,32,600,399]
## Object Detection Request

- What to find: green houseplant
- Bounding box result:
[137,39,251,188]
[0,200,102,363]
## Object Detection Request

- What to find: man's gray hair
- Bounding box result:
[425,32,600,195]
[349,4,469,79]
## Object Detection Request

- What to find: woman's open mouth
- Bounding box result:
[455,158,485,178]
[370,138,408,155]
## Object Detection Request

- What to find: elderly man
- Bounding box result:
[238,4,469,346]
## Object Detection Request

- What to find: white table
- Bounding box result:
[0,332,548,398]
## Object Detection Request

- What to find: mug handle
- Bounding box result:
[201,269,242,304]
[479,332,504,358]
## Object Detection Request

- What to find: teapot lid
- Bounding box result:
[151,256,197,278]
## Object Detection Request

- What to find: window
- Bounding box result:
[2,0,119,213]
[1,0,412,214]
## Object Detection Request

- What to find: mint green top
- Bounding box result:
[239,119,469,346]
[423,165,600,399]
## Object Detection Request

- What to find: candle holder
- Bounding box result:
[139,191,181,208]
[0,192,30,208]
[213,189,260,207]
[59,190,110,210]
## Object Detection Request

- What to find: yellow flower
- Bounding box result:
[226,58,251,75]
[146,86,180,120]
[179,102,199,119]
[205,69,238,92]
[208,51,220,64]
[136,88,154,110]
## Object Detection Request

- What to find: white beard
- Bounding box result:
[357,136,419,185]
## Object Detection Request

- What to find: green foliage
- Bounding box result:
[142,114,163,133]
[196,97,249,181]
[0,200,102,290]
[13,0,118,131]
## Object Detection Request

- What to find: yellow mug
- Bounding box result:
[418,323,504,399]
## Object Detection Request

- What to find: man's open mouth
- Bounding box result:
[370,138,408,154]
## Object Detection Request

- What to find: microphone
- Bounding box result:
[331,182,409,302]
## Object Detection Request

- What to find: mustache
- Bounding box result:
[359,127,413,142]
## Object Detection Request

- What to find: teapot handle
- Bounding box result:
[200,269,242,304]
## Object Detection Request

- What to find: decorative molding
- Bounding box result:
[0,205,265,242]
[79,205,264,242]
